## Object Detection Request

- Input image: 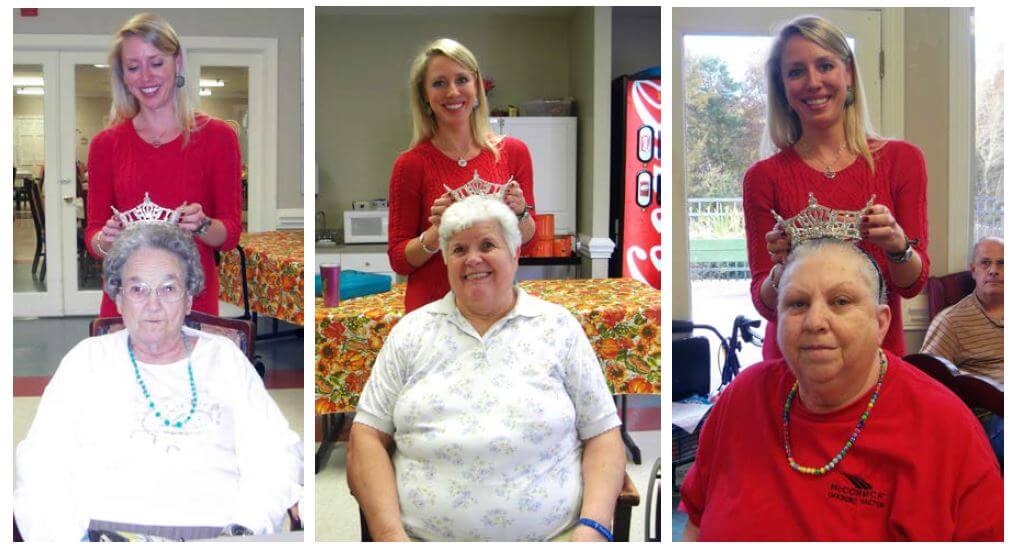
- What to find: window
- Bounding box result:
[972,8,1004,240]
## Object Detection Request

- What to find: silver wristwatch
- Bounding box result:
[517,209,531,222]
[193,217,213,236]
[885,239,917,265]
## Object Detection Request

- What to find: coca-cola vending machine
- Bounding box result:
[610,69,661,289]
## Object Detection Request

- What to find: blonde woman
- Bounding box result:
[388,38,537,312]
[743,15,929,359]
[87,12,242,317]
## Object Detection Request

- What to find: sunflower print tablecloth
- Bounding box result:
[218,231,304,326]
[315,278,661,415]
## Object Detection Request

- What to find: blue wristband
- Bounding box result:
[577,517,613,541]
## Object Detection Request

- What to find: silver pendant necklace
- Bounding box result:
[439,139,471,167]
[820,143,847,179]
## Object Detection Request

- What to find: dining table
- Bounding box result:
[218,230,304,326]
[315,278,661,414]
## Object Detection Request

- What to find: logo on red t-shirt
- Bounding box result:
[827,472,889,509]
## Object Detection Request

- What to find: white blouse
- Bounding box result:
[355,289,621,541]
[14,328,303,541]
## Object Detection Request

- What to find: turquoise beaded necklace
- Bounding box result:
[128,334,198,429]
[783,350,887,476]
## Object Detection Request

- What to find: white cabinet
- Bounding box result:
[491,117,577,235]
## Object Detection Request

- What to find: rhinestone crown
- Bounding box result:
[444,171,514,202]
[772,193,876,248]
[112,193,181,227]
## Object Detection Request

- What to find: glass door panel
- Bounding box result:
[13,63,47,294]
[74,62,111,292]
[198,65,250,230]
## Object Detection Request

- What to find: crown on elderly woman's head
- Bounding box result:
[443,171,514,202]
[112,193,181,227]
[772,193,875,249]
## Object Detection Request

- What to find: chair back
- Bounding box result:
[26,178,45,238]
[903,353,960,389]
[926,271,975,320]
[951,374,1004,418]
[90,311,256,362]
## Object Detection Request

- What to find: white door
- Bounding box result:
[187,46,276,232]
[59,50,112,315]
[12,50,63,316]
[675,8,885,381]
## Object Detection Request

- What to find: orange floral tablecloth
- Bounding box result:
[315,278,661,414]
[218,230,304,326]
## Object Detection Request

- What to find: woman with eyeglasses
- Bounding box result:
[14,224,302,541]
[86,12,242,317]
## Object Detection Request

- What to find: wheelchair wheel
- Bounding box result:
[645,457,661,542]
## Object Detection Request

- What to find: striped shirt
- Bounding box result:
[921,293,1004,384]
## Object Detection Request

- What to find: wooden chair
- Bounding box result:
[903,353,1003,440]
[903,353,959,389]
[26,177,46,281]
[90,311,256,363]
[926,271,975,320]
[358,473,640,541]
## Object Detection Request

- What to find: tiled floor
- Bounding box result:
[315,429,662,542]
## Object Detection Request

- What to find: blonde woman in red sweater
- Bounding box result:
[388,38,536,313]
[87,13,242,317]
[743,15,929,358]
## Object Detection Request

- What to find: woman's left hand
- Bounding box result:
[861,204,908,254]
[571,524,609,542]
[503,180,527,217]
[177,202,209,233]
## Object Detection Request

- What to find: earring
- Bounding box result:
[473,99,479,110]
[845,86,855,107]
[175,73,185,88]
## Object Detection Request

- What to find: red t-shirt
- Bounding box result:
[387,137,535,313]
[86,116,243,317]
[680,352,1003,541]
[742,140,930,358]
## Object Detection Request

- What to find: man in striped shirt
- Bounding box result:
[921,236,1003,468]
[921,237,1004,384]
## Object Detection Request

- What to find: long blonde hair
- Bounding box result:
[408,38,500,161]
[763,15,882,171]
[107,13,199,143]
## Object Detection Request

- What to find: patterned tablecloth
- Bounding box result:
[218,230,304,326]
[315,278,661,414]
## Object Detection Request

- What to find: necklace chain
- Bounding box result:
[816,142,847,179]
[128,335,198,429]
[437,138,472,168]
[783,350,887,476]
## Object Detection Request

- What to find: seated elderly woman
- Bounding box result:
[348,194,626,541]
[680,238,1003,541]
[14,223,302,542]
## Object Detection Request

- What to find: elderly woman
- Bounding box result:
[14,224,301,542]
[349,195,625,541]
[680,239,1002,541]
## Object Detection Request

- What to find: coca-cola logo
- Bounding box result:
[631,80,661,132]
[625,207,662,288]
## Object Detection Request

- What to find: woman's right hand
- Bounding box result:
[764,223,791,264]
[96,216,125,253]
[427,192,453,227]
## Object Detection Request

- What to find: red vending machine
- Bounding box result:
[610,70,662,289]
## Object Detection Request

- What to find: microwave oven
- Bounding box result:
[343,210,388,243]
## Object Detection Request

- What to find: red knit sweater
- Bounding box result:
[742,140,930,358]
[387,137,535,313]
[86,116,243,317]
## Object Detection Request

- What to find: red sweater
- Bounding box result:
[743,140,930,358]
[680,352,1003,541]
[387,137,535,313]
[86,116,243,317]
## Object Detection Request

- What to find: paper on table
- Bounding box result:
[672,399,711,434]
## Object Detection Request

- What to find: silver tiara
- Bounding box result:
[772,193,875,248]
[112,193,181,227]
[443,171,514,202]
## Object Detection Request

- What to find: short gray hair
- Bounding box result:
[102,223,204,299]
[780,238,887,305]
[438,195,521,260]
[971,236,1004,264]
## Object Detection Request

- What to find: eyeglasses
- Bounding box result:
[120,281,187,303]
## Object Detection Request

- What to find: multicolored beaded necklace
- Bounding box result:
[783,350,887,476]
[128,335,198,429]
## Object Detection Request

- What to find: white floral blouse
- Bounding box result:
[354,288,621,541]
